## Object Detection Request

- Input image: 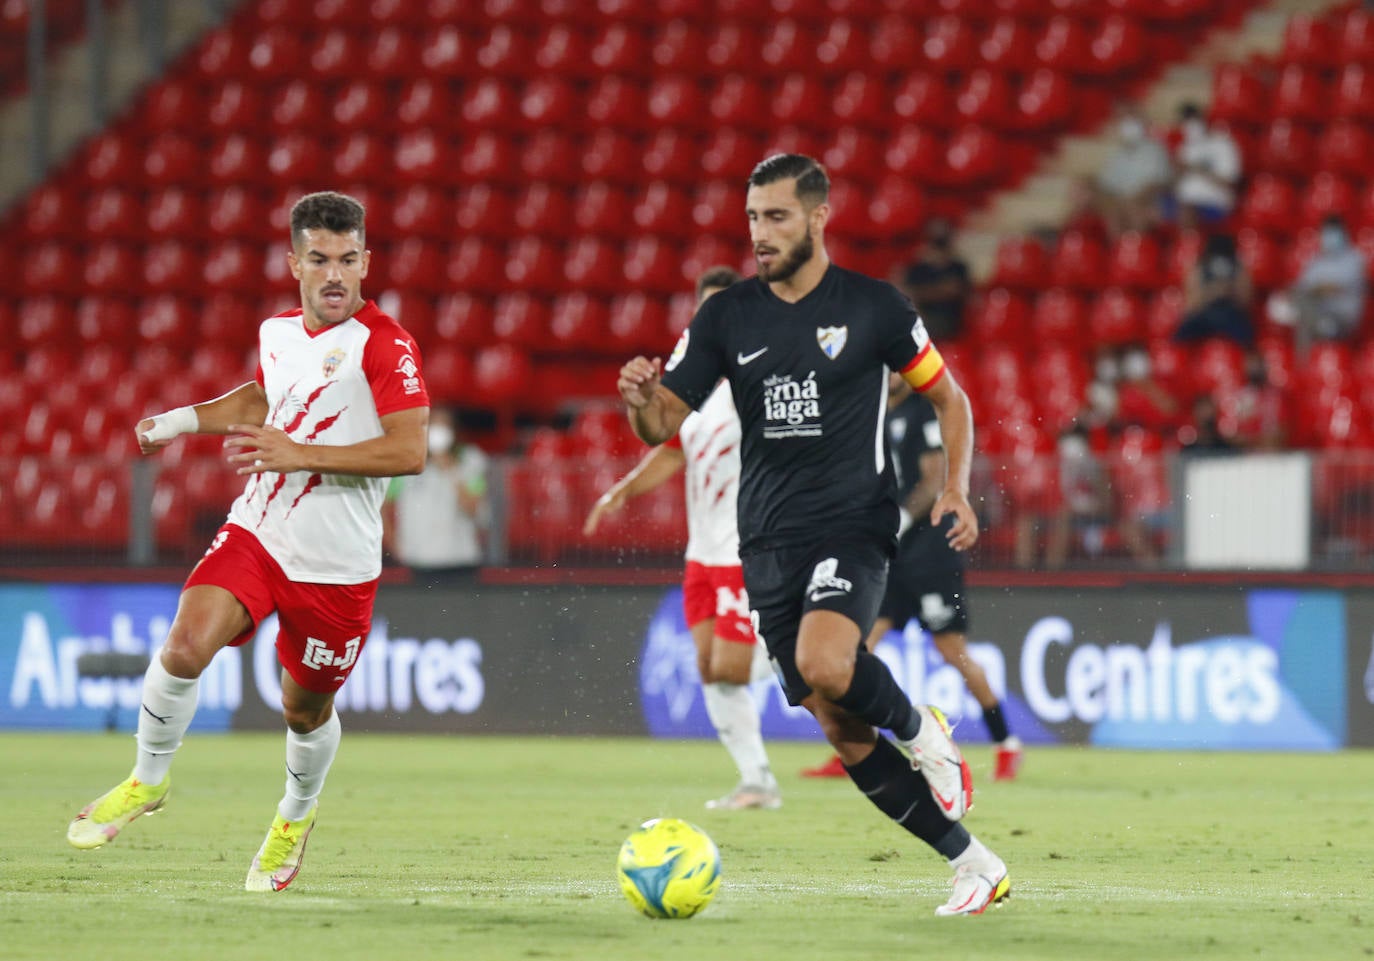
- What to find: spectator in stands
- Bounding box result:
[1284,215,1368,357]
[893,217,972,342]
[384,406,489,579]
[1044,421,1112,569]
[1173,232,1254,346]
[1178,394,1236,455]
[1168,102,1242,227]
[1224,351,1289,452]
[1114,346,1181,432]
[1095,102,1172,237]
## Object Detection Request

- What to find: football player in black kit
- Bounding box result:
[617,154,1010,916]
[804,373,1023,781]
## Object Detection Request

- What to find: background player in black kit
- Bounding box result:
[804,372,1023,782]
[617,154,1010,916]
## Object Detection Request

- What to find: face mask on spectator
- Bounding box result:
[1182,118,1206,142]
[1320,226,1347,253]
[428,424,455,455]
[1119,118,1145,144]
[1121,350,1151,381]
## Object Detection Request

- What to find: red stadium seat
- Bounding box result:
[208,135,267,187]
[521,131,581,185]
[365,26,419,78]
[869,15,921,71]
[924,16,978,71]
[705,22,759,71]
[1236,228,1285,290]
[578,130,639,183]
[447,238,506,296]
[142,242,199,295]
[1256,119,1315,178]
[966,288,1030,346]
[816,18,866,74]
[75,298,137,349]
[700,128,763,182]
[1012,69,1075,133]
[207,81,263,132]
[491,292,550,348]
[141,79,203,132]
[1193,339,1245,394]
[139,135,200,186]
[1145,286,1187,342]
[84,243,140,296]
[332,80,390,130]
[1164,230,1205,285]
[1298,173,1356,228]
[136,295,196,349]
[147,188,202,239]
[85,188,142,241]
[418,25,474,78]
[1088,287,1145,346]
[548,292,610,353]
[883,125,947,182]
[512,183,573,239]
[892,72,953,129]
[632,182,691,235]
[707,75,768,128]
[821,126,884,184]
[990,235,1049,291]
[565,237,624,294]
[590,22,648,74]
[1279,12,1335,67]
[652,20,706,72]
[944,126,1003,187]
[1235,174,1297,234]
[642,129,702,183]
[532,24,592,78]
[395,78,448,129]
[1340,8,1374,63]
[1273,65,1330,123]
[21,184,80,240]
[831,72,887,127]
[761,19,815,72]
[623,237,682,294]
[954,70,1013,130]
[386,237,448,296]
[207,187,269,242]
[1209,64,1270,127]
[472,343,534,406]
[1334,65,1374,121]
[681,233,741,284]
[18,297,72,350]
[1036,15,1094,74]
[269,80,326,134]
[608,292,669,354]
[307,28,361,81]
[1048,231,1107,290]
[503,238,566,294]
[980,17,1038,73]
[433,292,493,346]
[1108,231,1165,290]
[461,78,521,132]
[771,73,828,128]
[867,176,925,240]
[573,181,634,238]
[585,76,647,129]
[475,24,532,76]
[1029,288,1087,345]
[193,29,252,81]
[421,344,475,406]
[1315,119,1372,180]
[521,76,581,130]
[1083,15,1148,76]
[22,242,78,296]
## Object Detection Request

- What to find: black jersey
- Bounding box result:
[888,392,942,522]
[661,265,944,553]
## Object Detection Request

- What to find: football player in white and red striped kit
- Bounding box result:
[585,266,781,810]
[67,192,430,892]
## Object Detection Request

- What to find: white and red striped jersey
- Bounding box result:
[225,301,429,584]
[668,380,742,566]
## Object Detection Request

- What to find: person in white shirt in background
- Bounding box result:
[385,406,490,580]
[1170,101,1242,227]
[584,265,781,811]
[1272,215,1369,359]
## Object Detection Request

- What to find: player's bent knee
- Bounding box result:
[281,700,332,734]
[794,650,850,700]
[158,633,215,680]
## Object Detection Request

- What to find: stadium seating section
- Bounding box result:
[7,0,1374,564]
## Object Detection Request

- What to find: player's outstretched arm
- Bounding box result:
[225,406,428,478]
[618,356,691,446]
[136,382,269,455]
[919,372,979,552]
[583,444,687,535]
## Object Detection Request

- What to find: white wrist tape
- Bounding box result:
[141,406,198,443]
[897,507,914,538]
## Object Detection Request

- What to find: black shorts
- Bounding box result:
[741,536,890,706]
[879,522,970,635]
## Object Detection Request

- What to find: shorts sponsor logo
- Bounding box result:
[807,558,853,603]
[303,635,361,674]
[816,325,848,359]
[762,371,821,439]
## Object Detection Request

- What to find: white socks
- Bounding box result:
[132,654,199,785]
[702,682,776,788]
[278,711,342,822]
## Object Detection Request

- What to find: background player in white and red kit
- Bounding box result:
[585,266,781,811]
[67,192,430,893]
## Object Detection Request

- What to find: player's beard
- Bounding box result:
[756,227,814,283]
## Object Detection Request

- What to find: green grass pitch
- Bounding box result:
[2,732,1370,961]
